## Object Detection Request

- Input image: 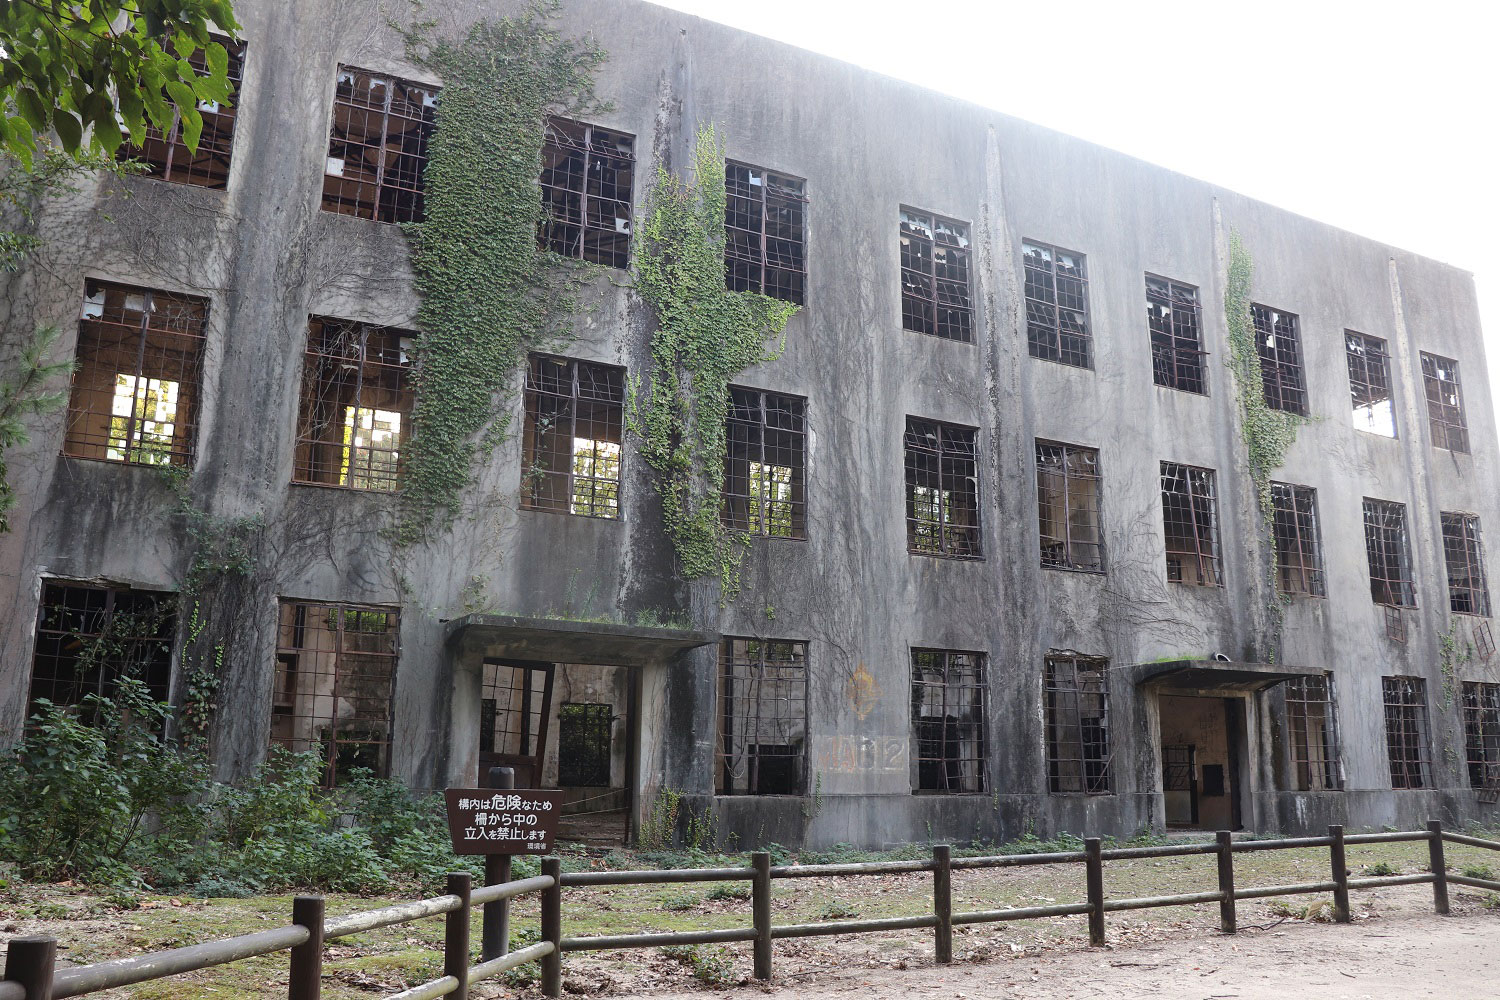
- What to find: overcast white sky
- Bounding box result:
[651,0,1500,426]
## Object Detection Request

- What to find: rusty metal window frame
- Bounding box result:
[1035,440,1103,573]
[1381,675,1430,790]
[1270,482,1326,597]
[900,208,973,343]
[716,637,808,796]
[905,417,982,559]
[1461,681,1500,791]
[1363,498,1416,608]
[1159,461,1222,587]
[273,599,399,788]
[538,117,635,268]
[1420,352,1469,454]
[293,317,415,492]
[1251,304,1307,415]
[911,648,987,794]
[1023,240,1091,368]
[63,279,209,467]
[521,354,625,519]
[1284,674,1342,791]
[723,387,806,539]
[321,66,438,224]
[1044,654,1111,794]
[30,581,176,717]
[1146,274,1206,394]
[557,702,614,787]
[480,661,553,763]
[725,161,806,305]
[118,35,245,189]
[1441,512,1491,617]
[1345,331,1396,437]
[1476,619,1495,662]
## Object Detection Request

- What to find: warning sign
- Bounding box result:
[443,788,564,855]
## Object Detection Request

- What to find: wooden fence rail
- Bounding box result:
[3,820,1498,1000]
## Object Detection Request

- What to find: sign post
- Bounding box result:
[484,767,512,961]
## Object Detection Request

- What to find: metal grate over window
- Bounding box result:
[522,355,625,518]
[724,387,806,538]
[1270,482,1325,596]
[912,649,987,793]
[1023,241,1091,367]
[1420,352,1469,454]
[725,162,806,305]
[1363,498,1416,608]
[1461,682,1500,792]
[1251,304,1307,415]
[118,36,245,189]
[30,582,176,717]
[273,601,398,787]
[900,209,972,342]
[1285,675,1341,791]
[480,662,553,761]
[1036,441,1103,572]
[1345,331,1396,437]
[905,417,981,558]
[1381,675,1430,790]
[539,118,634,268]
[1147,275,1206,394]
[557,703,613,787]
[64,280,209,467]
[1160,462,1222,587]
[1044,655,1110,794]
[294,318,415,491]
[716,638,807,795]
[1441,512,1491,617]
[321,66,437,224]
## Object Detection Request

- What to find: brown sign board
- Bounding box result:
[444,787,564,855]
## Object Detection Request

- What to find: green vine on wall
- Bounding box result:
[630,125,798,600]
[1437,620,1472,710]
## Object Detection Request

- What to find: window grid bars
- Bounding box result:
[1250,304,1307,415]
[119,36,245,188]
[1284,675,1341,791]
[1382,676,1430,790]
[911,649,987,793]
[905,417,982,559]
[1023,240,1091,367]
[1441,512,1491,617]
[30,582,176,714]
[1147,275,1206,394]
[725,161,806,305]
[723,387,807,538]
[521,356,625,519]
[1270,482,1326,596]
[1420,352,1469,454]
[1345,331,1396,437]
[1363,498,1416,608]
[1160,461,1222,586]
[1035,441,1103,572]
[538,117,635,267]
[1044,655,1111,794]
[1461,682,1500,791]
[321,67,437,224]
[900,209,973,342]
[716,638,808,795]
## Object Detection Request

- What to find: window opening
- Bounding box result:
[1023,240,1091,367]
[912,649,987,793]
[1147,275,1206,393]
[1461,682,1500,793]
[1044,655,1110,794]
[522,355,624,518]
[1345,331,1396,437]
[1441,512,1491,617]
[725,162,805,305]
[1381,675,1430,789]
[1270,482,1325,596]
[905,417,981,558]
[1363,498,1416,607]
[1250,304,1307,415]
[539,117,634,267]
[1036,441,1102,572]
[30,583,176,717]
[723,387,806,538]
[716,638,807,795]
[322,66,437,223]
[900,209,972,342]
[1160,461,1222,586]
[119,36,245,189]
[1285,674,1341,791]
[1420,352,1469,453]
[557,703,613,786]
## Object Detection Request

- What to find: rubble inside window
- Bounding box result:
[1044,654,1110,794]
[900,209,973,342]
[539,118,635,267]
[1251,304,1307,415]
[717,638,807,795]
[1381,675,1430,789]
[1159,461,1222,586]
[1284,674,1341,791]
[723,387,806,538]
[1461,682,1500,794]
[522,355,624,518]
[1270,482,1325,596]
[321,67,438,223]
[64,280,208,467]
[1420,352,1469,453]
[1035,441,1103,572]
[119,36,246,188]
[725,162,806,305]
[905,417,981,558]
[1441,512,1491,617]
[1345,331,1396,437]
[1363,498,1416,607]
[30,582,176,717]
[1146,275,1206,394]
[911,649,987,793]
[1023,241,1091,367]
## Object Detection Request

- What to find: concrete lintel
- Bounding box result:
[1128,658,1324,692]
[444,613,718,668]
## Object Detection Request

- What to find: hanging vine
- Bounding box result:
[630,125,798,600]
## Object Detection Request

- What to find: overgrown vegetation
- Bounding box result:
[660,944,738,985]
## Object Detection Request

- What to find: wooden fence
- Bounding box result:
[3,820,1498,999]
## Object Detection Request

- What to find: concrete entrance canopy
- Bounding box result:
[1129,659,1324,692]
[444,614,718,666]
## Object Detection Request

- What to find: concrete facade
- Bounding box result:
[2,0,1497,848]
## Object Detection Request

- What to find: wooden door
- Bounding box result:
[478,660,554,789]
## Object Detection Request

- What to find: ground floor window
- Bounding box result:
[912,649,987,793]
[1462,682,1500,791]
[1284,674,1342,791]
[1381,676,1430,789]
[716,638,808,795]
[31,582,176,716]
[1044,654,1111,793]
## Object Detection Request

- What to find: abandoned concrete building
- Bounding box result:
[2,0,1498,849]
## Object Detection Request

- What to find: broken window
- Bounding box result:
[1044,655,1110,794]
[480,661,553,771]
[905,418,981,558]
[1420,352,1469,453]
[521,355,624,518]
[30,582,175,717]
[724,387,806,539]
[293,318,415,491]
[539,118,634,267]
[1345,331,1396,437]
[1381,675,1430,790]
[1461,682,1500,791]
[272,600,398,787]
[63,280,208,467]
[1251,304,1307,415]
[1159,462,1222,586]
[557,703,613,786]
[1362,498,1416,608]
[1284,674,1341,791]
[912,649,987,793]
[716,638,807,795]
[118,36,245,188]
[1035,441,1103,572]
[321,67,437,224]
[1023,241,1091,367]
[1146,275,1206,394]
[1441,512,1491,617]
[725,162,805,305]
[900,209,973,342]
[1270,482,1325,597]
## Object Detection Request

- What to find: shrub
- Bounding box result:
[1461,863,1495,880]
[705,883,750,902]
[190,877,256,899]
[817,899,859,920]
[1364,861,1400,877]
[661,891,700,911]
[660,945,737,985]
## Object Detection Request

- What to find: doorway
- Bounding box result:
[1158,695,1243,830]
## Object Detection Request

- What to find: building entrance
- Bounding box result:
[1158,694,1243,830]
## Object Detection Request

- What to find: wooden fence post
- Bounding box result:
[1216,831,1236,933]
[3,936,55,1000]
[1084,838,1105,946]
[932,844,952,965]
[752,851,772,981]
[288,895,325,1000]
[541,856,563,998]
[1328,824,1350,923]
[482,766,514,961]
[444,872,471,1000]
[1427,820,1450,915]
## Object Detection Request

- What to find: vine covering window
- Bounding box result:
[1381,675,1430,789]
[1345,331,1396,437]
[716,638,807,795]
[1147,275,1206,394]
[1251,304,1307,415]
[119,36,245,189]
[1036,441,1103,572]
[1420,352,1469,453]
[1023,240,1091,367]
[905,417,981,558]
[538,117,635,267]
[1441,512,1491,617]
[1270,482,1325,596]
[1044,655,1110,794]
[1159,462,1222,586]
[912,649,987,793]
[322,67,438,224]
[725,162,806,304]
[1461,682,1500,790]
[1363,498,1416,607]
[724,387,806,539]
[1284,675,1341,791]
[900,209,972,342]
[521,355,624,518]
[30,582,176,716]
